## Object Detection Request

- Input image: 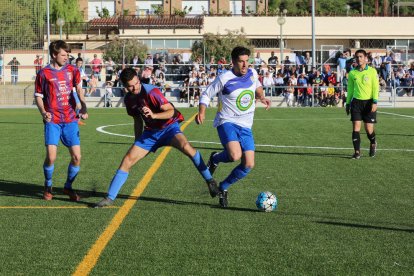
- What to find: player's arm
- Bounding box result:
[133,115,144,140]
[35,96,51,122]
[255,86,271,110]
[75,70,88,120]
[141,103,174,120]
[197,77,222,124]
[371,70,379,112]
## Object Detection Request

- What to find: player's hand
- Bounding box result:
[371,103,377,113]
[260,97,271,110]
[79,113,88,120]
[345,104,350,116]
[42,112,52,122]
[195,113,204,125]
[141,106,154,119]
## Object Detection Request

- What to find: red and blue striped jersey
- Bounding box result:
[125,83,184,130]
[35,64,81,124]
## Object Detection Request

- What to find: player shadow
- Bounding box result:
[0,179,258,212]
[315,220,414,234]
[98,141,131,145]
[136,196,260,213]
[194,146,350,159]
[379,133,414,137]
[0,179,128,206]
[0,121,42,125]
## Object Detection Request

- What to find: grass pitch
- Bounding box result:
[0,107,413,275]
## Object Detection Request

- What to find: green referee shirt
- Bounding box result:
[346,65,379,105]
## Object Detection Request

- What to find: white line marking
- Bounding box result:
[96,124,414,153]
[378,111,414,119]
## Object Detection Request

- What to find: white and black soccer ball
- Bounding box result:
[256,191,278,212]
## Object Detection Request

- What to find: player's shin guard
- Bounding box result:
[190,151,212,181]
[219,165,251,191]
[213,150,231,164]
[352,131,361,152]
[107,170,129,200]
[64,164,80,189]
[367,131,376,145]
[43,164,54,187]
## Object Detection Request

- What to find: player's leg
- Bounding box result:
[207,123,242,175]
[42,123,61,200]
[350,99,363,159]
[365,122,377,157]
[170,132,219,197]
[218,127,255,207]
[43,145,57,200]
[60,122,82,201]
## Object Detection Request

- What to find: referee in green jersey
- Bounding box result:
[346,49,379,159]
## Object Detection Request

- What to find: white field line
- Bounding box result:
[377,111,414,119]
[96,124,414,153]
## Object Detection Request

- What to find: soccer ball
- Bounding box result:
[256,191,278,212]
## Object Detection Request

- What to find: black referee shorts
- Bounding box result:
[350,98,377,123]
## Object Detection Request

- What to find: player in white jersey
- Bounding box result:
[196,46,271,208]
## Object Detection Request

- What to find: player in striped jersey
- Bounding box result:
[196,46,271,207]
[34,40,88,201]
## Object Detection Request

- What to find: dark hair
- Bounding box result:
[49,40,70,59]
[231,46,251,62]
[120,67,138,84]
[354,49,367,57]
[75,58,83,63]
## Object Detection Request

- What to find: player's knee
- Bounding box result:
[245,162,255,170]
[229,151,242,162]
[71,154,81,165]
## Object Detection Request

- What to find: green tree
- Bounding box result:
[103,38,148,65]
[50,0,83,23]
[192,30,254,62]
[96,7,111,18]
[0,0,37,49]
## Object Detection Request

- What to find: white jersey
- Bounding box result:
[200,68,262,129]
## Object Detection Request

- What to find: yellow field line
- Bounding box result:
[0,206,119,209]
[73,114,197,276]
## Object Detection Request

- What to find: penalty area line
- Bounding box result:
[73,113,198,276]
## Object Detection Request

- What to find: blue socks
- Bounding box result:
[64,164,80,189]
[212,150,231,164]
[219,164,251,191]
[107,170,129,200]
[43,164,54,187]
[190,151,213,181]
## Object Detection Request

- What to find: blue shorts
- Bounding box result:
[217,122,255,152]
[134,122,182,152]
[45,122,80,147]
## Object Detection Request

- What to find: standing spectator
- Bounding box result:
[345,49,379,159]
[304,52,313,73]
[75,58,89,92]
[205,56,215,73]
[34,54,43,75]
[337,52,347,82]
[130,55,142,70]
[262,71,275,96]
[0,56,3,81]
[105,57,115,82]
[268,51,278,69]
[254,52,263,71]
[372,54,382,74]
[8,57,20,85]
[144,53,153,67]
[34,40,88,201]
[91,54,102,81]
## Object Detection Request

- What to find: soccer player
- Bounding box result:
[345,49,379,159]
[34,40,88,201]
[94,68,219,208]
[195,46,271,208]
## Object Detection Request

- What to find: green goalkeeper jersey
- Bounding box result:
[346,65,379,105]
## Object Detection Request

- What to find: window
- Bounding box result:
[88,0,116,20]
[136,0,162,16]
[182,1,209,15]
[229,0,256,15]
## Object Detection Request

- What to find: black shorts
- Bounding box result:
[350,99,377,123]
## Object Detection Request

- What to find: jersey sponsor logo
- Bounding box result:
[236,90,254,111]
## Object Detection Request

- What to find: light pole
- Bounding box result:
[56,18,65,40]
[277,9,287,72]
